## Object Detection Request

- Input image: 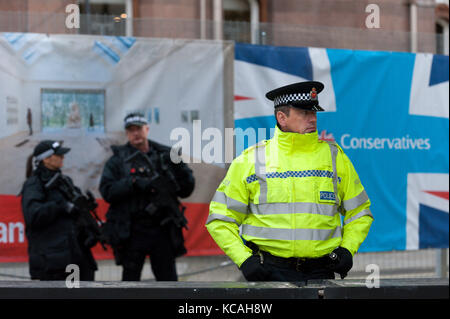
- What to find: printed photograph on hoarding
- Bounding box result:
[41,89,105,133]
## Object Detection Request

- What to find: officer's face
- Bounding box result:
[43,154,64,170]
[126,124,149,147]
[278,107,317,134]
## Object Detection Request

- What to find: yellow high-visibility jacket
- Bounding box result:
[206,126,373,267]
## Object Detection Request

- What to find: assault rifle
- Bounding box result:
[45,173,107,250]
[125,150,188,230]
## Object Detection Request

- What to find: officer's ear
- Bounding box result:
[275,106,291,128]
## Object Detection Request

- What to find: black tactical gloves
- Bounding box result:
[132,176,154,193]
[239,255,270,281]
[331,247,353,279]
[61,200,76,215]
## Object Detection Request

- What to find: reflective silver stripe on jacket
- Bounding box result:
[206,213,240,226]
[343,209,373,225]
[254,144,268,204]
[342,190,369,212]
[249,202,339,217]
[211,191,249,215]
[241,224,342,241]
[327,142,340,207]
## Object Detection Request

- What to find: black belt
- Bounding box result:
[246,242,337,272]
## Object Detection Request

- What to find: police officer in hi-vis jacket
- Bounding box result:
[206,81,373,281]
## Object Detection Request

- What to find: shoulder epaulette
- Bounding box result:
[323,140,337,146]
[243,140,267,154]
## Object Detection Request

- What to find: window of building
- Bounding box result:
[436,19,449,55]
[223,0,252,43]
[78,0,127,36]
[224,0,251,22]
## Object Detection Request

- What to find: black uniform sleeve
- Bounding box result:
[64,175,81,194]
[171,160,195,199]
[21,177,66,229]
[99,155,134,204]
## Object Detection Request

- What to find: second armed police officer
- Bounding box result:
[21,140,98,281]
[206,81,373,281]
[100,113,195,281]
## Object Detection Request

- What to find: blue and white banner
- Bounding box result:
[234,43,449,252]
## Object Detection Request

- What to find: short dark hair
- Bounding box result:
[274,105,291,121]
[274,105,292,130]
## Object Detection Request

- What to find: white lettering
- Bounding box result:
[234,127,257,156]
[202,127,222,164]
[365,264,380,288]
[222,304,272,314]
[365,4,380,29]
[8,222,24,243]
[65,264,80,288]
[386,138,392,149]
[224,127,235,164]
[339,134,432,150]
[192,120,202,163]
[0,222,25,243]
[0,223,6,243]
[375,138,383,149]
[341,134,351,149]
[65,4,80,29]
[178,303,212,316]
[170,126,432,163]
[170,127,190,163]
[350,137,359,149]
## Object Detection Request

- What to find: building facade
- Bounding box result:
[0,0,448,53]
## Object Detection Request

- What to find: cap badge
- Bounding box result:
[310,87,317,101]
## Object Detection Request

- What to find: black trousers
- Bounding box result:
[255,258,335,282]
[265,264,335,282]
[121,223,177,281]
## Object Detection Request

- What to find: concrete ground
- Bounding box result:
[0,249,448,281]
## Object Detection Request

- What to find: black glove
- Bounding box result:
[331,247,353,279]
[62,201,77,215]
[132,176,153,193]
[72,194,86,208]
[239,255,270,281]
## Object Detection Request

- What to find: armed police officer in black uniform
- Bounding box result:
[99,113,195,281]
[21,140,99,281]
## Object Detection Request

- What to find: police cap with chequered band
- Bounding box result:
[124,112,148,129]
[265,81,325,111]
[33,140,70,162]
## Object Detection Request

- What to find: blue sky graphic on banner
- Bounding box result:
[234,43,449,252]
[93,36,136,65]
